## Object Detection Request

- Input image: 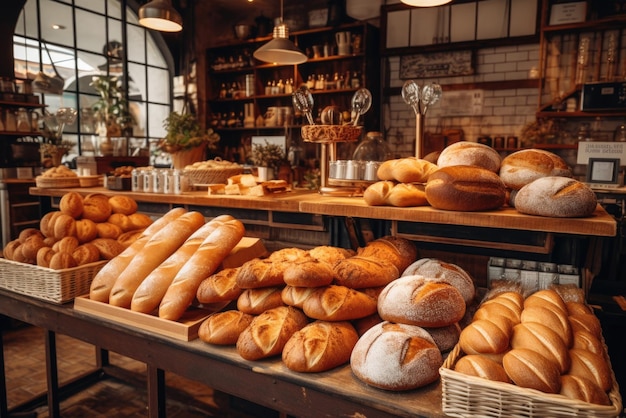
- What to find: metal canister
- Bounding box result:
[364,161,380,181]
[142,168,153,192]
[131,168,141,192]
[152,169,164,193]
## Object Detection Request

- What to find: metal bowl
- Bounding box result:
[234,24,253,40]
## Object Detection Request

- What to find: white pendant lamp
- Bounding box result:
[139,0,183,32]
[253,0,307,65]
[401,0,452,6]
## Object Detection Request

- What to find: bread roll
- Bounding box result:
[511,322,570,373]
[425,165,506,211]
[89,207,187,302]
[502,348,561,393]
[237,286,285,315]
[196,267,242,304]
[91,238,125,260]
[198,310,255,345]
[282,320,359,372]
[483,291,524,314]
[568,348,612,391]
[107,213,134,232]
[39,211,62,238]
[75,218,98,243]
[425,323,461,352]
[108,211,206,308]
[3,240,21,261]
[499,149,571,190]
[377,157,439,183]
[235,259,285,289]
[459,318,511,355]
[108,195,138,215]
[364,182,428,207]
[268,247,308,263]
[566,301,593,316]
[282,255,335,287]
[59,192,84,219]
[117,229,144,248]
[53,214,76,240]
[308,245,354,266]
[20,234,46,261]
[159,219,245,321]
[130,216,235,313]
[524,289,568,314]
[281,285,317,309]
[454,354,510,383]
[81,193,112,223]
[49,251,78,270]
[52,236,79,254]
[19,228,44,243]
[572,330,604,356]
[437,141,501,173]
[350,321,443,391]
[512,176,597,218]
[560,374,611,405]
[236,306,309,361]
[128,213,153,230]
[402,258,475,305]
[363,181,394,206]
[96,222,122,239]
[333,256,399,289]
[521,305,572,348]
[302,285,377,321]
[36,246,55,268]
[472,303,518,333]
[11,244,33,264]
[569,313,602,339]
[378,275,466,327]
[357,236,417,272]
[72,243,101,265]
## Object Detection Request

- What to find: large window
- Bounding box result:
[13,0,173,161]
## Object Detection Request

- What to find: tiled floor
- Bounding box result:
[1,322,260,417]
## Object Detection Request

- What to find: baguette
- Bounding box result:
[130,215,235,313]
[108,211,206,307]
[159,219,245,320]
[89,207,187,302]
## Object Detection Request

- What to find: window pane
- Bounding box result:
[148,103,169,139]
[40,1,74,46]
[128,62,147,101]
[147,67,170,104]
[107,18,124,56]
[127,23,146,64]
[147,33,167,67]
[76,9,106,53]
[129,100,146,137]
[107,0,122,20]
[16,0,38,37]
[75,0,104,14]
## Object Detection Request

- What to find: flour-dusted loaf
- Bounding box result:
[302,285,377,321]
[437,141,502,173]
[198,310,255,345]
[378,275,466,327]
[425,165,506,211]
[502,348,561,393]
[512,176,597,217]
[282,320,359,372]
[308,245,354,266]
[402,258,475,305]
[425,323,461,352]
[499,149,572,190]
[236,306,309,360]
[350,321,443,391]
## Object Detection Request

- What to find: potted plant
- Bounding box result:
[90,75,135,155]
[158,111,220,169]
[250,140,285,180]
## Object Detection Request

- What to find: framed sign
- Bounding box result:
[586,158,620,184]
[549,2,587,25]
[400,50,473,79]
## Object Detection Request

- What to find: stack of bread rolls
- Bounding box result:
[453,288,613,406]
[88,208,245,321]
[2,192,150,269]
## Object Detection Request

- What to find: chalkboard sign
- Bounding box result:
[400,50,474,79]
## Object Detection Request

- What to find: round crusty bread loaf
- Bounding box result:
[502,348,561,393]
[59,192,84,219]
[511,176,597,218]
[402,258,475,305]
[560,374,611,406]
[40,211,62,238]
[333,256,399,289]
[437,141,501,173]
[75,218,98,243]
[282,255,335,287]
[53,213,76,240]
[356,235,418,272]
[454,354,511,383]
[236,258,285,289]
[196,268,242,304]
[308,245,354,265]
[282,320,359,372]
[49,251,78,270]
[377,275,466,328]
[511,322,570,373]
[108,195,138,215]
[459,318,511,355]
[236,286,285,315]
[108,213,134,232]
[236,306,309,361]
[72,243,101,265]
[81,193,112,223]
[568,348,612,392]
[350,321,443,391]
[198,310,255,345]
[425,323,461,352]
[363,181,394,206]
[302,285,377,321]
[425,165,506,211]
[20,234,46,261]
[499,149,572,190]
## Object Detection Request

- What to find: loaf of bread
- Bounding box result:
[91,238,125,260]
[159,219,245,321]
[308,245,354,266]
[81,193,112,223]
[378,275,466,327]
[569,313,603,339]
[566,301,594,316]
[377,157,439,183]
[53,213,76,240]
[117,229,144,248]
[282,320,359,372]
[572,330,605,356]
[96,222,122,240]
[75,218,98,243]
[198,310,255,345]
[39,211,61,238]
[72,243,101,265]
[521,305,572,347]
[402,258,475,305]
[499,149,572,190]
[524,289,568,314]
[282,255,335,287]
[237,286,285,315]
[333,256,400,289]
[281,285,317,309]
[364,181,428,207]
[357,236,418,272]
[454,354,511,383]
[511,321,570,373]
[196,267,242,304]
[49,251,77,269]
[568,348,612,391]
[437,141,502,173]
[363,181,394,206]
[108,213,133,232]
[59,191,84,219]
[302,285,377,321]
[236,306,309,361]
[350,321,443,391]
[20,234,46,261]
[502,348,561,393]
[425,165,506,211]
[130,215,235,313]
[108,195,138,215]
[89,207,188,302]
[36,246,55,267]
[235,259,284,289]
[560,374,611,405]
[128,213,153,230]
[459,318,511,355]
[512,176,597,218]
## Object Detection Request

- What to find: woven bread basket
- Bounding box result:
[35,176,81,188]
[184,158,243,185]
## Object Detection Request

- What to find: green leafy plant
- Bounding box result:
[250,140,285,170]
[90,75,134,136]
[158,111,220,153]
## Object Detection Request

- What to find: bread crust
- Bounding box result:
[503,348,561,393]
[302,285,377,321]
[437,141,501,172]
[196,267,242,304]
[513,176,597,218]
[454,354,511,383]
[500,149,571,190]
[198,310,254,345]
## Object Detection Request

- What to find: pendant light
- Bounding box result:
[253,0,307,65]
[401,0,452,6]
[139,0,183,32]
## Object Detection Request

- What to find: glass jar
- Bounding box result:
[352,131,391,162]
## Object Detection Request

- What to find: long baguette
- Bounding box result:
[108,211,206,308]
[89,207,187,302]
[130,215,235,313]
[159,219,245,321]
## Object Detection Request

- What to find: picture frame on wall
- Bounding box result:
[586,158,620,184]
[549,1,587,25]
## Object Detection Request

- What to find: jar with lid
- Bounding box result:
[352,131,391,162]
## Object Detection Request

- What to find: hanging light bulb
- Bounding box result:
[139,0,183,32]
[253,0,307,65]
[401,0,452,6]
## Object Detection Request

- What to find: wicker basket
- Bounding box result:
[35,176,81,188]
[79,175,102,187]
[0,258,106,304]
[301,124,363,143]
[440,343,623,418]
[185,166,243,185]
